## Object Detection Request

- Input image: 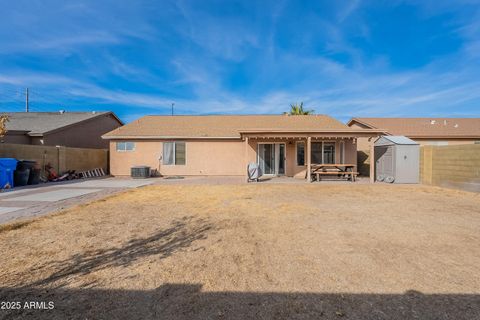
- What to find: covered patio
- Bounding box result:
[241,129,384,183]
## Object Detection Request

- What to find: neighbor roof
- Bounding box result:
[4,112,122,136]
[103,115,380,139]
[348,117,480,138]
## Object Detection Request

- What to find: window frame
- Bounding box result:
[311,142,323,164]
[162,141,186,166]
[116,141,135,152]
[322,142,336,164]
[295,141,305,166]
[339,141,345,164]
[296,140,340,165]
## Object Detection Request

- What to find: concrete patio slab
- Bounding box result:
[0,207,24,215]
[6,189,103,202]
[64,179,155,188]
[0,189,42,198]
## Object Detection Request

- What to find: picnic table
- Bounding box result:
[310,164,358,182]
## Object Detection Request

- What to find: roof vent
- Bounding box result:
[430,120,436,125]
[59,110,65,114]
[444,120,447,126]
[454,124,459,128]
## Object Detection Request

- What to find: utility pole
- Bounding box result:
[25,88,29,112]
[171,102,174,116]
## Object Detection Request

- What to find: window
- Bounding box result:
[163,142,186,165]
[339,141,345,164]
[311,142,322,164]
[298,141,338,165]
[116,141,135,152]
[323,143,335,164]
[296,142,305,166]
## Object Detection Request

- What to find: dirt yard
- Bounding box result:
[0,184,479,319]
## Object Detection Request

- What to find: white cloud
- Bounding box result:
[337,0,361,22]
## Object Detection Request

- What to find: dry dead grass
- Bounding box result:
[0,184,479,319]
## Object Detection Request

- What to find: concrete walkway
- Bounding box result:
[0,177,155,224]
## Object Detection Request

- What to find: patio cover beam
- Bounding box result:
[306,136,311,182]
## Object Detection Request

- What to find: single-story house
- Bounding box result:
[1,111,123,149]
[347,117,480,149]
[102,115,383,182]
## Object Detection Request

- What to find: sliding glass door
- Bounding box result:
[258,143,275,175]
[258,143,286,175]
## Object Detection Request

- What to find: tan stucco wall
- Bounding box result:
[110,138,357,178]
[110,140,247,176]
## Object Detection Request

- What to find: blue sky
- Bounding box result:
[0,0,479,123]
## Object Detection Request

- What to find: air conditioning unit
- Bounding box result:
[131,166,150,179]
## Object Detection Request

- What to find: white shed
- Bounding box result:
[374,136,420,184]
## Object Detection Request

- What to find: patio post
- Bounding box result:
[306,136,311,182]
[244,136,249,181]
[369,137,375,183]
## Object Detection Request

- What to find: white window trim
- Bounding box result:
[116,141,135,152]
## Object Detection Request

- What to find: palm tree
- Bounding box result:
[288,102,314,115]
[0,115,8,137]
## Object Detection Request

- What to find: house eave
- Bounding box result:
[407,135,480,139]
[102,135,240,140]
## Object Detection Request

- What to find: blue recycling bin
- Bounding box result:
[0,158,18,188]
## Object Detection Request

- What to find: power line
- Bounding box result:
[0,87,87,113]
[28,102,56,112]
[0,88,23,96]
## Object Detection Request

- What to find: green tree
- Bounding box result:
[288,102,314,115]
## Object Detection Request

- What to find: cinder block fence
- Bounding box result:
[420,144,480,192]
[0,143,108,174]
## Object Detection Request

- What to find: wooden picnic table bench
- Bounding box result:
[310,164,358,182]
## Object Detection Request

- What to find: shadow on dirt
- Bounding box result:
[1,283,479,320]
[30,216,213,287]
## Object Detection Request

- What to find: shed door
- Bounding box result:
[383,146,394,177]
[375,146,394,179]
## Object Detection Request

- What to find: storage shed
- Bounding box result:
[374,136,420,184]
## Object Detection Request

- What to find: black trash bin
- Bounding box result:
[28,168,41,185]
[17,160,41,185]
[17,160,36,171]
[14,168,30,187]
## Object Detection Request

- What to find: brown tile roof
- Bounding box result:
[4,111,122,135]
[349,117,480,138]
[103,114,362,139]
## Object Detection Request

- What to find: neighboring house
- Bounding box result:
[102,115,383,181]
[1,111,123,149]
[347,117,480,177]
[348,117,480,149]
